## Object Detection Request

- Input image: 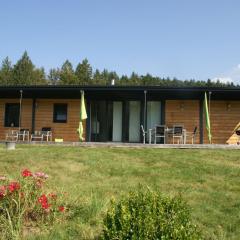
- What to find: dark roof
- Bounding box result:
[0,85,240,100]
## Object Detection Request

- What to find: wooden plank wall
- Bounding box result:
[0,99,86,142]
[203,101,240,144]
[0,98,239,144]
[35,99,85,142]
[165,100,200,143]
[0,99,33,140]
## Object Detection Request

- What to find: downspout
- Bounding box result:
[209,91,212,119]
[209,91,212,144]
[19,90,23,130]
[144,90,147,130]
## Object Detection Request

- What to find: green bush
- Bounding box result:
[101,186,201,240]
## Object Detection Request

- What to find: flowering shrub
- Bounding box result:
[0,169,66,239]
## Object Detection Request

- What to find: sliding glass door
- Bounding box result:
[112,102,123,142]
[90,101,122,142]
[147,101,161,142]
[89,100,161,143]
[129,101,141,142]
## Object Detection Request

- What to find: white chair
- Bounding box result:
[31,131,44,142]
[6,130,18,141]
[154,125,166,144]
[18,129,30,141]
[173,125,184,144]
[141,125,147,144]
[41,127,52,142]
[31,127,52,142]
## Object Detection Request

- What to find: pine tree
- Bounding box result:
[129,72,140,85]
[13,51,47,85]
[0,57,13,85]
[93,69,104,85]
[48,68,60,85]
[59,60,77,84]
[32,67,46,85]
[75,58,92,85]
[108,71,119,85]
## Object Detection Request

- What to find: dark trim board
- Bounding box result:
[199,99,204,144]
[86,100,91,142]
[161,100,165,125]
[31,98,36,133]
[122,100,129,142]
[1,86,240,100]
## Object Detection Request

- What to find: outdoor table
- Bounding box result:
[148,127,187,144]
[165,127,186,144]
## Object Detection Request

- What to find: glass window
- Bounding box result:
[4,103,20,127]
[53,104,68,123]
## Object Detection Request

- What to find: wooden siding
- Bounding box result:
[165,100,200,144]
[0,99,33,140]
[35,99,85,142]
[203,101,240,144]
[0,98,239,144]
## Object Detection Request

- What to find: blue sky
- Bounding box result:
[0,0,240,83]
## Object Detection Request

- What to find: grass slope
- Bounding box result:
[0,145,240,239]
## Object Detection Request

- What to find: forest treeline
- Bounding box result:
[0,51,237,87]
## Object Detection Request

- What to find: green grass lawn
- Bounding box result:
[0,145,240,240]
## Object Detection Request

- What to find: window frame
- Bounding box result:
[4,103,20,127]
[53,103,68,123]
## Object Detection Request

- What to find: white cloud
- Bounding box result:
[212,64,240,84]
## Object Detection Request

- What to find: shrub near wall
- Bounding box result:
[102,186,201,240]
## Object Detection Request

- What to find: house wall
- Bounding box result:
[0,99,33,140]
[0,98,239,144]
[203,101,240,144]
[165,100,200,144]
[35,99,85,142]
[0,99,85,142]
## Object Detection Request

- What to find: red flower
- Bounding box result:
[42,202,51,209]
[8,182,20,193]
[58,206,65,212]
[22,169,32,177]
[38,194,48,204]
[38,194,51,210]
[0,192,4,199]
